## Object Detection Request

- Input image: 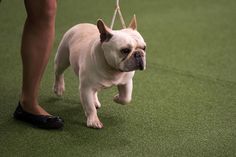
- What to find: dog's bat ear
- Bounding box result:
[97,19,113,42]
[128,15,137,30]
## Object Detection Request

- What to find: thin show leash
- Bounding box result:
[110,0,127,29]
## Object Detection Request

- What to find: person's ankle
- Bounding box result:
[19,99,50,116]
[20,99,37,109]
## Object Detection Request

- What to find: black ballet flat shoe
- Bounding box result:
[13,102,64,129]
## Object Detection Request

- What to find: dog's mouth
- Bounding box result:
[137,58,144,70]
[118,54,146,72]
[119,64,145,72]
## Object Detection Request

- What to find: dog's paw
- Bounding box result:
[113,94,131,105]
[87,116,103,129]
[53,81,65,96]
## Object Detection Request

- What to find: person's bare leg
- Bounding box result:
[20,0,57,115]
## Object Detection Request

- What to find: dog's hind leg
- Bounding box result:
[53,38,70,96]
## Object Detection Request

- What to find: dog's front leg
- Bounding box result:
[80,85,103,129]
[114,79,133,105]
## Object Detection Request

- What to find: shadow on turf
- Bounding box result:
[42,97,126,130]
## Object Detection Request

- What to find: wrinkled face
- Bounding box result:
[101,29,146,72]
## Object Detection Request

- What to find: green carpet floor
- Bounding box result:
[0,0,235,156]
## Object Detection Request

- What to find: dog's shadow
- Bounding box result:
[42,96,125,129]
[43,96,130,147]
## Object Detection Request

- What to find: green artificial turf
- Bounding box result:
[0,0,236,156]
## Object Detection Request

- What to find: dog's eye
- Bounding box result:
[121,48,131,54]
[143,46,146,51]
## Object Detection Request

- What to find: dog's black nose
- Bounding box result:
[134,52,142,59]
[134,52,144,70]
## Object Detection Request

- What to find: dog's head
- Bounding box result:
[97,16,146,72]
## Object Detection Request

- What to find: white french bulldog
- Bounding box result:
[53,16,146,129]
